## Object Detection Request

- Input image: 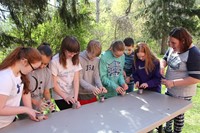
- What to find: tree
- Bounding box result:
[0,0,91,47]
[141,0,200,54]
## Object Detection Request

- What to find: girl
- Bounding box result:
[0,46,42,128]
[161,27,200,133]
[28,43,55,112]
[79,40,107,105]
[50,36,82,110]
[99,40,128,99]
[133,42,161,93]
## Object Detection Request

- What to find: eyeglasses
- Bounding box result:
[28,60,36,71]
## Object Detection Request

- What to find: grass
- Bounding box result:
[161,85,200,133]
[182,86,200,133]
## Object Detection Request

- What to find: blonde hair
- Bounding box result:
[86,40,102,57]
[134,42,159,74]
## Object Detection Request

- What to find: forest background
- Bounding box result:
[0,0,200,132]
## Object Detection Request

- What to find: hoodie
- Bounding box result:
[79,50,103,100]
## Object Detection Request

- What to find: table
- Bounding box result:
[0,91,192,133]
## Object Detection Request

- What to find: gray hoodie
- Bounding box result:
[79,50,103,99]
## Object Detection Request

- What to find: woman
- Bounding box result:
[161,27,200,133]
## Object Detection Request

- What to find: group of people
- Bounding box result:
[0,27,200,133]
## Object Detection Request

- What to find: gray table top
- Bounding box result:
[0,91,192,133]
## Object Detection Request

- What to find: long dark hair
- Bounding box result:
[59,36,80,68]
[37,42,53,57]
[0,46,42,94]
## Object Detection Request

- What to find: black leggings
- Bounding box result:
[55,99,73,110]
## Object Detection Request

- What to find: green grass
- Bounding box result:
[182,86,200,133]
[161,85,200,133]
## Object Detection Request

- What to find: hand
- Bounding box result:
[25,107,40,121]
[139,83,148,89]
[122,83,128,91]
[92,87,102,96]
[162,79,174,88]
[76,101,81,109]
[135,81,140,89]
[160,68,165,76]
[46,100,56,112]
[116,86,124,94]
[39,99,48,112]
[125,77,130,84]
[64,96,76,104]
[100,87,108,93]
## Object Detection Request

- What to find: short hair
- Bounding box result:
[109,40,125,52]
[123,37,134,47]
[169,27,192,53]
[86,40,102,57]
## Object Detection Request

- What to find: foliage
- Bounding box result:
[0,0,91,48]
[140,0,200,54]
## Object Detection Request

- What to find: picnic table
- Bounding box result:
[0,91,192,133]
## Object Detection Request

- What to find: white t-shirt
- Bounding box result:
[0,68,23,129]
[50,54,82,100]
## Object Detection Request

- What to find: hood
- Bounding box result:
[79,50,90,61]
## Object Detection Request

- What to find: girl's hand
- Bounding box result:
[39,99,48,112]
[122,83,128,91]
[64,96,76,104]
[135,81,140,89]
[116,86,124,94]
[25,107,40,121]
[76,101,81,109]
[125,77,130,84]
[139,83,148,89]
[100,87,108,93]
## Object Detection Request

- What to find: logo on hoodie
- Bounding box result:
[108,61,122,77]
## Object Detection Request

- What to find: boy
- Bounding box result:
[123,37,134,93]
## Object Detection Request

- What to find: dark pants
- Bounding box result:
[55,99,73,110]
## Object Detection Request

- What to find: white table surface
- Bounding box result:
[0,91,192,133]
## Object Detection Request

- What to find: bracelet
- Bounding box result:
[173,80,175,87]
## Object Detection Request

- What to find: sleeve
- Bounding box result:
[99,57,118,90]
[94,59,103,88]
[132,61,140,83]
[146,61,162,88]
[79,67,96,91]
[118,55,126,86]
[44,68,54,89]
[75,63,82,72]
[163,48,170,61]
[0,75,13,96]
[49,59,59,76]
[187,47,200,80]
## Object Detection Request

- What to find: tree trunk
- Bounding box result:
[160,34,168,55]
[96,0,100,23]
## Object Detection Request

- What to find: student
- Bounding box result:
[79,40,107,105]
[161,27,200,133]
[28,43,54,112]
[99,40,128,99]
[132,42,161,93]
[50,36,82,110]
[0,46,42,128]
[123,37,135,93]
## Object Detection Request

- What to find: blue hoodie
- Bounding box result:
[132,59,161,93]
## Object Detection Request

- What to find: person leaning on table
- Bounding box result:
[161,27,200,133]
[0,47,42,129]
